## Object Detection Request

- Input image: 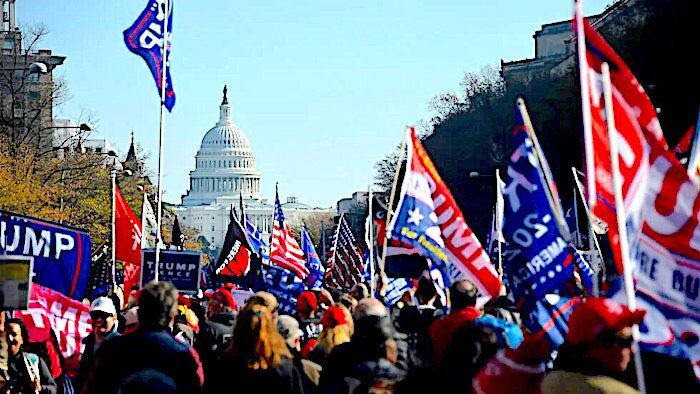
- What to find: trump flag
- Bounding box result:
[387,127,501,299]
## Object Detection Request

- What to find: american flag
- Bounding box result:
[325,214,365,290]
[270,187,308,279]
[86,244,112,300]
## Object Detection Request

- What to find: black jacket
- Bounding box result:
[322,359,405,394]
[194,311,235,377]
[206,357,308,394]
[82,328,204,394]
[76,330,120,392]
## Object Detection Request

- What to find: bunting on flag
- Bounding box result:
[123,0,176,111]
[141,193,159,249]
[301,225,324,290]
[215,209,251,278]
[270,187,308,279]
[387,127,501,299]
[501,102,577,309]
[115,184,143,298]
[325,214,365,290]
[575,7,652,274]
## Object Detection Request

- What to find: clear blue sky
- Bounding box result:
[18,0,610,207]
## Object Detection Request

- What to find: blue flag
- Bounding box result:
[524,294,580,349]
[244,214,269,261]
[262,264,304,315]
[1,210,92,300]
[501,103,576,309]
[301,225,324,290]
[384,277,413,307]
[123,0,176,111]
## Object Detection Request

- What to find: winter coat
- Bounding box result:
[541,370,638,394]
[194,312,235,376]
[81,328,204,394]
[428,307,481,366]
[5,351,57,394]
[76,330,120,392]
[206,357,308,394]
[322,358,405,394]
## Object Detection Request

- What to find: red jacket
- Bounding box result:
[428,307,482,365]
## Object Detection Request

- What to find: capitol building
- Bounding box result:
[172,87,332,248]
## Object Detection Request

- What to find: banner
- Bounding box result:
[0,210,92,300]
[123,0,176,111]
[215,210,251,278]
[14,284,92,359]
[501,107,576,308]
[387,127,501,299]
[141,249,202,292]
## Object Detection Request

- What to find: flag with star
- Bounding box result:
[387,127,501,299]
[501,100,576,310]
[324,214,365,290]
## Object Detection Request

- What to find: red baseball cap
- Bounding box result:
[297,291,318,316]
[321,306,348,328]
[213,288,236,309]
[567,297,646,345]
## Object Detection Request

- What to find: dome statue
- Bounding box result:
[181,87,261,206]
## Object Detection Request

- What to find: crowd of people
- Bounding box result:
[1,276,697,393]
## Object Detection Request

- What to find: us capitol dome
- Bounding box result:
[173,86,332,249]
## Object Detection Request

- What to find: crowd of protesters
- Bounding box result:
[1,274,697,393]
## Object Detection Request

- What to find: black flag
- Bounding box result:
[172,215,184,249]
[215,209,252,278]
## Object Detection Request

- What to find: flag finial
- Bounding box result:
[222,85,228,105]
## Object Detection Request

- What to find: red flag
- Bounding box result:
[575,10,654,274]
[115,184,143,296]
[14,284,92,359]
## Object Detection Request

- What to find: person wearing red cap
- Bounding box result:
[196,287,238,379]
[541,297,645,394]
[309,305,353,367]
[295,291,321,352]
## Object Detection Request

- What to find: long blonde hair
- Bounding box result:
[316,305,352,354]
[227,304,290,369]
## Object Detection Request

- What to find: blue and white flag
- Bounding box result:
[262,264,305,315]
[123,0,176,111]
[244,214,269,262]
[1,210,92,300]
[502,103,575,309]
[301,225,324,290]
[524,294,580,349]
[384,277,413,307]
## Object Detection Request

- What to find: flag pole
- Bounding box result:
[111,170,117,288]
[575,0,596,211]
[516,98,570,241]
[368,185,375,297]
[153,0,171,283]
[495,169,503,278]
[687,106,700,181]
[381,128,408,273]
[601,62,646,393]
[572,167,604,295]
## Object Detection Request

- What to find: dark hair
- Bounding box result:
[352,315,397,361]
[416,276,437,305]
[138,281,178,330]
[449,280,478,310]
[5,317,30,347]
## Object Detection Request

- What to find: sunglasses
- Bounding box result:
[89,311,112,320]
[598,332,634,348]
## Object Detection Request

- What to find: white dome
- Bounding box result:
[181,87,262,206]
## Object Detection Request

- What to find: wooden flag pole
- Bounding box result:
[601,62,646,393]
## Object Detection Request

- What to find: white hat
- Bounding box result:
[90,297,117,316]
[277,315,302,340]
